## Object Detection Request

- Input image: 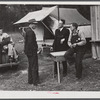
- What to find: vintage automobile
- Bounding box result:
[0,36,19,68]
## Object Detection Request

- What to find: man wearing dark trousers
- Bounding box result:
[0,29,3,64]
[64,23,86,79]
[53,19,70,77]
[22,20,39,86]
[0,45,2,64]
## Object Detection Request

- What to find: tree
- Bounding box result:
[0,5,90,31]
[0,5,42,31]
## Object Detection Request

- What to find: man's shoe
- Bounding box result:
[28,81,33,84]
[76,75,82,80]
[63,73,67,77]
[33,83,38,86]
[54,73,57,78]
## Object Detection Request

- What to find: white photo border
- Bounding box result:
[0,0,99,99]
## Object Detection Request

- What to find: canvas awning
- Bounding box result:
[49,7,90,25]
[14,6,91,39]
[14,6,90,25]
[14,6,57,24]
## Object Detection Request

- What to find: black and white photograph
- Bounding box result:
[0,0,100,98]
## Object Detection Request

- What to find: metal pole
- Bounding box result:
[41,21,53,42]
[58,5,60,21]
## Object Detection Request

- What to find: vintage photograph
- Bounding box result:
[0,1,99,92]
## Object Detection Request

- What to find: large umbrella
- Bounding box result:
[50,7,90,25]
[14,6,90,38]
[14,6,90,26]
[14,6,57,35]
[14,6,57,24]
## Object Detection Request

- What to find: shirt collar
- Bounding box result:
[72,29,79,34]
[59,27,63,31]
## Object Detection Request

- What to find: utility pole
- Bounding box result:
[57,5,60,21]
[91,6,100,60]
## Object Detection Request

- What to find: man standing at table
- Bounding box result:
[22,19,39,86]
[64,23,86,79]
[53,19,70,77]
[0,32,2,64]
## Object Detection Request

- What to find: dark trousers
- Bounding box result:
[0,45,2,64]
[54,61,67,75]
[64,47,85,78]
[27,52,39,85]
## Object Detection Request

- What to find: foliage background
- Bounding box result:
[0,5,90,31]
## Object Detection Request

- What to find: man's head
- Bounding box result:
[70,23,78,31]
[58,19,65,29]
[0,29,3,36]
[28,19,38,29]
[29,23,37,29]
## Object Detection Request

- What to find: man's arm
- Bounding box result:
[65,28,70,42]
[61,28,70,44]
[76,31,86,46]
[21,28,26,39]
[52,29,58,50]
[68,31,72,48]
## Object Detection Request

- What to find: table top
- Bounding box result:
[90,40,100,42]
[50,51,66,57]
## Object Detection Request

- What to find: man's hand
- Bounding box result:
[61,38,65,44]
[69,43,77,48]
[69,44,73,48]
[50,47,53,51]
[72,43,77,48]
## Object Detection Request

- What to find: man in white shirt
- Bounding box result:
[53,19,70,77]
[64,23,86,79]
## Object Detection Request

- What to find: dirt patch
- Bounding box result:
[0,52,100,91]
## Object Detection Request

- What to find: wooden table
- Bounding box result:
[50,51,66,83]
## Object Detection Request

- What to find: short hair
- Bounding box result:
[0,27,3,30]
[0,28,3,31]
[72,23,78,29]
[61,19,65,24]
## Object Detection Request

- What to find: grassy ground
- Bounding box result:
[0,32,100,91]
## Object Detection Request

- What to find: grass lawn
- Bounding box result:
[0,32,100,91]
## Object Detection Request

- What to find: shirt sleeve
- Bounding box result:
[64,28,70,42]
[3,33,10,38]
[77,30,86,46]
[68,31,72,47]
[52,29,57,49]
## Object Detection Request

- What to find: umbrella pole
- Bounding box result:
[58,5,60,21]
[41,21,53,42]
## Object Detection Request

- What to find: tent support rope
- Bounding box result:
[41,21,53,34]
[41,21,54,42]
